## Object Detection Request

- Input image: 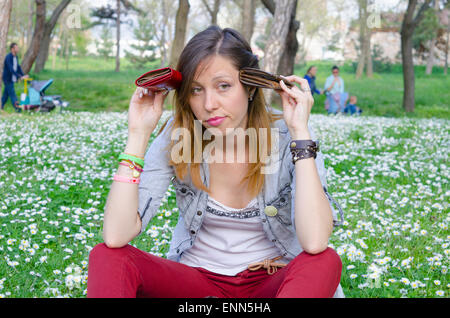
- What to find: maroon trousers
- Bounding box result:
[87,243,342,298]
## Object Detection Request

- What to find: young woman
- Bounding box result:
[87,26,344,298]
[303,65,322,96]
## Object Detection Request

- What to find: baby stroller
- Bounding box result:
[19,78,69,112]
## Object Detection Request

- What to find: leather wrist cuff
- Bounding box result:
[290,140,319,164]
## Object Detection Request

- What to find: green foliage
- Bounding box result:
[124,16,158,68]
[73,32,89,57]
[326,33,342,53]
[349,44,393,73]
[413,8,441,55]
[95,26,115,60]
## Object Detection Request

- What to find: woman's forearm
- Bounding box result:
[292,133,333,254]
[102,133,150,248]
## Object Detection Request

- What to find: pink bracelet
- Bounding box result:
[113,174,140,184]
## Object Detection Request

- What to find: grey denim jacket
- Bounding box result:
[137,109,345,298]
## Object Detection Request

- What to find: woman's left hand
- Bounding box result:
[278,75,314,139]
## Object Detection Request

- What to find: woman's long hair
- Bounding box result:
[157,26,283,198]
[306,65,315,76]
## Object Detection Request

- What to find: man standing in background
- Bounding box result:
[1,43,28,113]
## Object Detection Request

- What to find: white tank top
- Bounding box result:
[179,194,281,276]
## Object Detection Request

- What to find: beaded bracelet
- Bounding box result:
[118,153,145,168]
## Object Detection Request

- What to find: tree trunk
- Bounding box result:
[425,0,440,75]
[445,30,449,75]
[27,0,35,49]
[273,0,299,107]
[201,0,221,25]
[22,0,47,74]
[0,0,13,94]
[277,0,299,76]
[34,0,72,73]
[241,0,256,43]
[425,38,436,74]
[51,32,59,69]
[366,33,373,77]
[356,0,367,79]
[211,0,220,25]
[401,26,415,112]
[400,0,432,113]
[34,34,52,73]
[65,34,70,70]
[170,0,190,68]
[115,0,121,72]
[159,0,168,67]
[262,0,296,105]
[261,0,299,75]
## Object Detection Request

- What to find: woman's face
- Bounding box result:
[189,55,249,136]
[332,68,339,77]
[309,66,317,76]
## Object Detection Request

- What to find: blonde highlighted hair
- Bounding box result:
[156,26,283,198]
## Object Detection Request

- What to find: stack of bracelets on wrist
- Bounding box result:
[113,152,145,184]
[290,140,319,164]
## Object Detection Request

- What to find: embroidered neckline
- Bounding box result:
[205,205,260,219]
[206,195,259,218]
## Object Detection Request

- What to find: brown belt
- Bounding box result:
[248,256,287,275]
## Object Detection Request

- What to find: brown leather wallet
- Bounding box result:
[239,67,294,90]
[135,67,182,91]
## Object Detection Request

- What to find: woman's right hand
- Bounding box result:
[127,87,169,137]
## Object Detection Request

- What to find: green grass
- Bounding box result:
[0,111,448,298]
[3,56,162,113]
[1,56,448,118]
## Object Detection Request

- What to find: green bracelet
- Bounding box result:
[118,153,145,168]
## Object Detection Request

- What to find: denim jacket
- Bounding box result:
[137,109,345,298]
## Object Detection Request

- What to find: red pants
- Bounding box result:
[87,243,342,298]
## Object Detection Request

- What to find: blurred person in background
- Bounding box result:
[303,66,322,97]
[1,43,28,113]
[324,66,347,115]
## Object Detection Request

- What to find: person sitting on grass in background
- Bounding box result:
[303,66,322,97]
[323,65,347,115]
[343,95,362,116]
[1,43,29,113]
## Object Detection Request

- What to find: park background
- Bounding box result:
[0,0,448,298]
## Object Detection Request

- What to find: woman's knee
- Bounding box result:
[88,242,133,265]
[294,247,342,272]
[319,247,343,272]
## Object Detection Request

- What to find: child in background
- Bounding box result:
[344,95,362,116]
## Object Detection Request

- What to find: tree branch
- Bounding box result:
[412,0,433,28]
[201,0,213,15]
[261,0,275,15]
[47,0,72,29]
[121,0,144,15]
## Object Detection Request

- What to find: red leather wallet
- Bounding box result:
[135,67,182,91]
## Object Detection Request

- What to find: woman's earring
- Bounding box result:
[248,88,256,102]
